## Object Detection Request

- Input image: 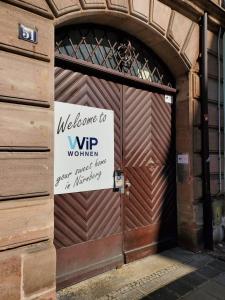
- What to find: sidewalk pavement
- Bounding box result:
[57,247,225,300]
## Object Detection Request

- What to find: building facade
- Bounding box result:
[0,0,225,299]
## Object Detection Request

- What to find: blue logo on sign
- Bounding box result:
[67,136,98,157]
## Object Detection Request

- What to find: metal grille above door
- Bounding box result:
[55,24,175,87]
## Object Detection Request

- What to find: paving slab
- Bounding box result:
[200,281,225,300]
[165,279,194,296]
[214,272,225,285]
[197,265,222,279]
[208,260,225,272]
[180,290,216,300]
[143,287,178,300]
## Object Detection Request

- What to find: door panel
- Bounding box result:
[123,86,176,262]
[54,67,123,289]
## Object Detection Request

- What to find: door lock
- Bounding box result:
[125,180,131,196]
[125,180,131,188]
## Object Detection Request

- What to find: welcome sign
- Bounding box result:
[54,102,114,194]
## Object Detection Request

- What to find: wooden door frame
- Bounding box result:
[55,54,177,95]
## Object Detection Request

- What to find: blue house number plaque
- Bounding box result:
[19,24,38,44]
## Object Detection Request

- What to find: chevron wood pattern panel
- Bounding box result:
[54,67,122,249]
[123,87,152,168]
[123,86,152,230]
[124,167,152,230]
[150,93,176,227]
[151,164,176,224]
[123,86,176,242]
[151,93,174,164]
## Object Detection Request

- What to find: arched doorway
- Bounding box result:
[54,24,177,289]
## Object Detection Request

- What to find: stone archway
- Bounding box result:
[54,21,179,287]
[47,0,201,253]
[50,1,199,77]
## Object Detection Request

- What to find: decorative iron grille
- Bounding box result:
[55,24,175,87]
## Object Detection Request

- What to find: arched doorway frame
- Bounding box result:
[52,4,199,251]
[52,5,200,289]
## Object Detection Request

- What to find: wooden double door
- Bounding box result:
[54,63,177,289]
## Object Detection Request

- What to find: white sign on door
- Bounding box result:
[165,94,173,104]
[54,102,114,194]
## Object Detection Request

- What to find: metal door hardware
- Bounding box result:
[125,180,131,188]
[125,180,131,196]
[113,170,124,193]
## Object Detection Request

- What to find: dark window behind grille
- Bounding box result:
[55,24,175,87]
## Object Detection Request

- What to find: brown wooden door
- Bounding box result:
[54,66,123,289]
[123,85,177,262]
[54,65,177,289]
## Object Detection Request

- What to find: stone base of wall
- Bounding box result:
[178,225,204,252]
[0,241,56,300]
